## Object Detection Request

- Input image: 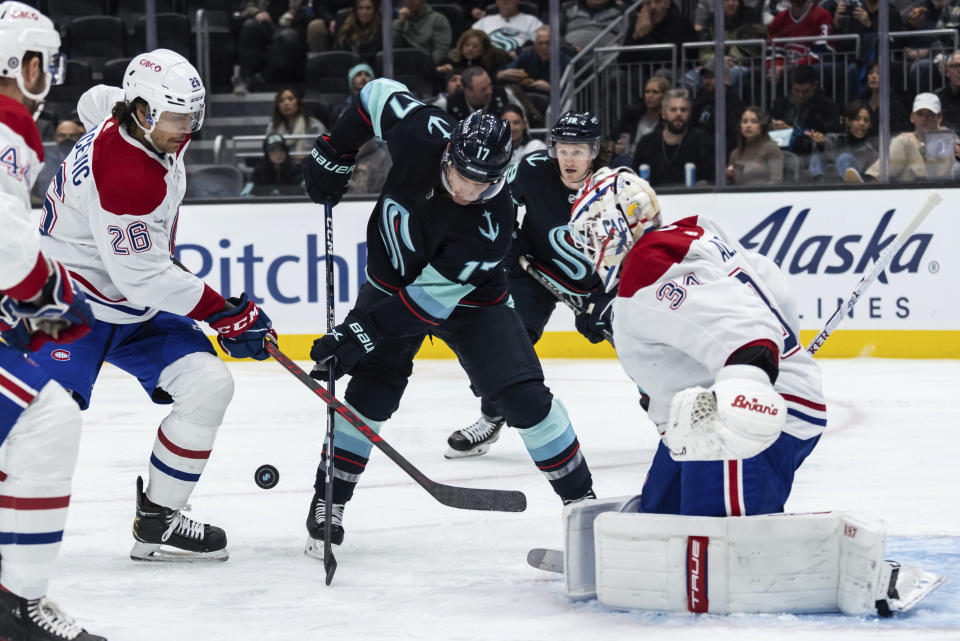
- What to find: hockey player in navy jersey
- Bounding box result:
[301,79,596,551]
[27,50,276,563]
[445,111,617,458]
[0,2,106,639]
[569,166,825,516]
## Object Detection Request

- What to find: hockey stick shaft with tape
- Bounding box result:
[265,336,527,513]
[321,201,337,584]
[806,192,942,355]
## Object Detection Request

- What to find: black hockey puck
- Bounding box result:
[255,464,279,489]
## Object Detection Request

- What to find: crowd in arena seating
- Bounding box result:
[25,0,960,197]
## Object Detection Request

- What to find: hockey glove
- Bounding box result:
[0,261,95,352]
[309,309,378,381]
[206,293,277,360]
[574,289,615,344]
[303,135,356,205]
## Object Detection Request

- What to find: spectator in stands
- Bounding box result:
[437,29,512,79]
[502,105,547,164]
[857,61,911,135]
[235,1,309,94]
[392,0,453,65]
[621,0,697,64]
[267,88,328,156]
[937,0,960,29]
[693,0,767,94]
[832,0,904,77]
[727,105,783,185]
[333,0,382,62]
[770,65,842,159]
[806,99,878,182]
[613,76,671,165]
[350,138,392,194]
[334,62,375,121]
[694,0,765,31]
[472,0,544,56]
[692,61,746,155]
[445,66,524,121]
[561,0,625,51]
[936,50,960,132]
[900,0,948,92]
[245,133,304,196]
[766,0,833,86]
[431,71,465,111]
[497,25,570,94]
[632,88,716,186]
[31,119,85,204]
[865,92,959,181]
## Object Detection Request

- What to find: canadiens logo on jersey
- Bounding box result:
[51,349,70,361]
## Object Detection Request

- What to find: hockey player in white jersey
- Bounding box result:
[551,167,943,617]
[30,49,276,563]
[0,2,106,639]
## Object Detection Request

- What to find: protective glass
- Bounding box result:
[440,159,505,204]
[47,52,65,86]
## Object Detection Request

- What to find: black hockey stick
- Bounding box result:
[517,256,615,346]
[264,336,528,513]
[321,200,337,585]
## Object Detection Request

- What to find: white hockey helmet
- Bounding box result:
[0,1,64,102]
[569,167,661,291]
[123,49,205,134]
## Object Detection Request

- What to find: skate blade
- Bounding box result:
[891,568,947,613]
[444,443,491,459]
[130,541,229,563]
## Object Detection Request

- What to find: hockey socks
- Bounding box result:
[315,402,385,505]
[518,400,593,502]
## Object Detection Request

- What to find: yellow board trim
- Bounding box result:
[211,330,960,361]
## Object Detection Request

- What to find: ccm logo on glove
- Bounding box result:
[311,148,355,175]
[730,395,780,415]
[214,306,259,337]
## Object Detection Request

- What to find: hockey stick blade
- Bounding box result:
[527,548,563,573]
[265,337,527,513]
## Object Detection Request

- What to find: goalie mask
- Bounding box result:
[0,1,64,106]
[123,49,205,137]
[569,167,661,291]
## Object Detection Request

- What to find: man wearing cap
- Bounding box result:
[864,91,958,181]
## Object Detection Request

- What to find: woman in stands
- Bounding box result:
[612,76,672,164]
[334,0,382,62]
[266,87,328,156]
[246,133,304,196]
[436,29,512,79]
[808,99,879,182]
[726,105,783,185]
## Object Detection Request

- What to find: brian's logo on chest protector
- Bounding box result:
[380,198,415,276]
[479,210,499,242]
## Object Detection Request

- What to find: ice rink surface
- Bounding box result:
[51,357,959,640]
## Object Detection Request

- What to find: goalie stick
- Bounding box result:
[264,335,528,513]
[806,192,943,355]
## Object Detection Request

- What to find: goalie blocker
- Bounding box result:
[554,497,944,616]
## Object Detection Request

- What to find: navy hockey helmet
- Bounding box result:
[548,111,601,159]
[441,109,512,203]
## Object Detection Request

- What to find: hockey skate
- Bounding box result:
[875,561,946,617]
[0,590,106,641]
[445,414,505,458]
[130,476,228,562]
[304,491,345,560]
[562,489,597,506]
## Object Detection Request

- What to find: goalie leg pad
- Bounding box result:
[592,511,942,615]
[562,495,637,600]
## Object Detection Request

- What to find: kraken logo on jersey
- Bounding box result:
[380,198,415,276]
[525,152,548,166]
[489,28,523,52]
[548,226,590,282]
[428,115,452,139]
[479,210,499,242]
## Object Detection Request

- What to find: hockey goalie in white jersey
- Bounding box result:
[28,49,276,563]
[538,166,944,617]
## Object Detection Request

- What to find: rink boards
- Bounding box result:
[175,187,960,359]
